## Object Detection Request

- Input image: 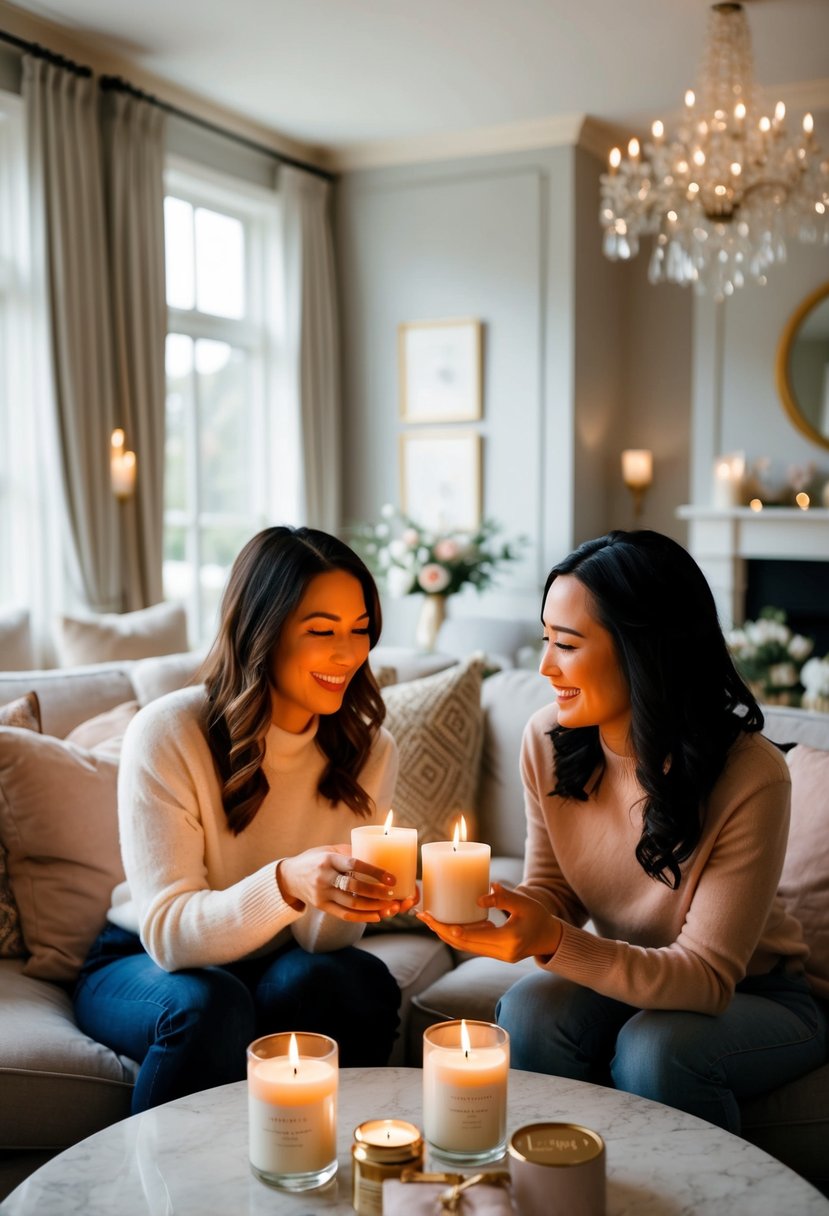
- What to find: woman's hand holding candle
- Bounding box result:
[418,881,563,962]
[277,842,417,923]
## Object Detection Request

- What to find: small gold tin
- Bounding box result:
[351,1119,424,1216]
[509,1122,606,1216]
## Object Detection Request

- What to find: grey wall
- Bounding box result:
[335,139,696,643]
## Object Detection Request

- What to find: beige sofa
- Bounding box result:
[1,657,827,1199]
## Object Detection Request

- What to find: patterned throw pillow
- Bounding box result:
[0,692,43,958]
[382,655,485,845]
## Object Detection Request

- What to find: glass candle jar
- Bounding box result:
[351,1119,424,1216]
[247,1031,338,1191]
[422,1019,509,1165]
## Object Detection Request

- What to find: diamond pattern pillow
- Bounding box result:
[382,655,484,844]
[0,693,43,958]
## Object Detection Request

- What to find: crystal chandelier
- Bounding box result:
[599,2,829,297]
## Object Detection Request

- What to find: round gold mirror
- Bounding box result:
[776,281,829,452]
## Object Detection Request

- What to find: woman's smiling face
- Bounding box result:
[540,573,632,753]
[270,569,371,733]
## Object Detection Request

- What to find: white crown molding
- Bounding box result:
[327,113,587,173]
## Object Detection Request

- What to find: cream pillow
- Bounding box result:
[65,700,139,755]
[779,744,829,1000]
[382,655,485,844]
[0,729,124,981]
[0,695,42,959]
[56,601,189,667]
[0,607,34,671]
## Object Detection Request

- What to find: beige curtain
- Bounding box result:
[102,89,167,609]
[22,57,120,611]
[280,166,342,532]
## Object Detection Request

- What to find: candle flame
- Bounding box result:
[460,1019,471,1058]
[111,428,125,454]
[452,822,459,850]
[383,809,394,835]
[288,1032,300,1076]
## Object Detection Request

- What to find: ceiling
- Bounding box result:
[5,0,829,163]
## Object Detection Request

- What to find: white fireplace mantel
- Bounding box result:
[677,506,829,630]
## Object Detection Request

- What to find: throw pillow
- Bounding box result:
[0,695,42,958]
[55,601,189,666]
[779,744,829,1000]
[382,655,484,845]
[0,607,34,671]
[0,729,124,982]
[65,700,139,755]
[0,691,42,733]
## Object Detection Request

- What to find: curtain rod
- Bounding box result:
[0,27,335,182]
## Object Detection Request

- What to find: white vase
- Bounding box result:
[415,595,448,652]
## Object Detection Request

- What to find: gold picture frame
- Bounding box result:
[399,430,482,532]
[398,318,483,423]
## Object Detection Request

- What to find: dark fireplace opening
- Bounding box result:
[745,559,829,660]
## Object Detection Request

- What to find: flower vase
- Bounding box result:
[415,594,447,653]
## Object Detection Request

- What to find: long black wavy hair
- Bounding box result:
[199,526,386,834]
[546,530,763,888]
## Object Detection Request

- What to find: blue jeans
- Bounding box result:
[74,924,401,1114]
[496,967,828,1132]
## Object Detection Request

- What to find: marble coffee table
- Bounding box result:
[2,1067,827,1215]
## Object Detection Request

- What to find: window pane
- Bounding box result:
[196,340,252,515]
[165,334,193,513]
[194,207,244,319]
[164,197,194,310]
[162,523,192,604]
[199,524,254,640]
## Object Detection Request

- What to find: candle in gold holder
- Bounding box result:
[351,1119,423,1216]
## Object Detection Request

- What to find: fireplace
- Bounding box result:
[677,506,829,656]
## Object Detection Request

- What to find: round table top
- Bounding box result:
[3,1066,828,1215]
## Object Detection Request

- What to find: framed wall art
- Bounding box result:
[399,430,482,532]
[398,318,482,423]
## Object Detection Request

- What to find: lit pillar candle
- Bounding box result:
[110,429,137,499]
[421,816,491,924]
[712,452,745,509]
[351,809,417,900]
[423,1019,509,1163]
[247,1032,338,1189]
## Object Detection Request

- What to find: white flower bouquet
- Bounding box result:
[353,505,526,599]
[726,607,814,705]
[800,654,829,713]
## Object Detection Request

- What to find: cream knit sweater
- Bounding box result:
[107,686,397,972]
[519,705,808,1015]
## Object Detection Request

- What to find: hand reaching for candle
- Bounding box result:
[417,882,563,962]
[277,844,420,923]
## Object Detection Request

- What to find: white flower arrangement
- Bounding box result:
[726,607,814,705]
[800,655,829,713]
[354,504,526,599]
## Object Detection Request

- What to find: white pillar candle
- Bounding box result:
[247,1032,338,1188]
[423,1019,509,1162]
[712,452,745,509]
[421,816,490,924]
[351,809,417,899]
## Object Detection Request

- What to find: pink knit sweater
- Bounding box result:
[518,705,808,1015]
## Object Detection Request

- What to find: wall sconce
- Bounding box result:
[621,449,653,523]
[111,428,137,501]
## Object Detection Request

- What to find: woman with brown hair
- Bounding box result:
[74,527,412,1113]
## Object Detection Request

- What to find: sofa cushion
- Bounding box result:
[0,959,135,1149]
[357,932,454,1066]
[65,700,139,755]
[0,692,42,734]
[0,729,123,982]
[780,744,829,1001]
[0,607,34,671]
[0,665,136,739]
[56,601,188,667]
[382,655,484,843]
[130,648,205,706]
[741,1055,829,1191]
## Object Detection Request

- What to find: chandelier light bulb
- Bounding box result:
[599,1,829,296]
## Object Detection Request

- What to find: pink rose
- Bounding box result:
[434,538,461,561]
[417,563,451,593]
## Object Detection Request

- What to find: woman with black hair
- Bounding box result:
[419,530,826,1130]
[74,527,413,1112]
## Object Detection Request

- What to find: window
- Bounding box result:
[0,92,25,607]
[163,160,294,644]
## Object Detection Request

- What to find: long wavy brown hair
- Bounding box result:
[199,526,386,834]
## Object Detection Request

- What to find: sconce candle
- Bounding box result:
[110,428,137,500]
[351,810,417,900]
[421,816,490,924]
[423,1019,509,1164]
[247,1032,338,1191]
[621,449,653,522]
[712,452,745,509]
